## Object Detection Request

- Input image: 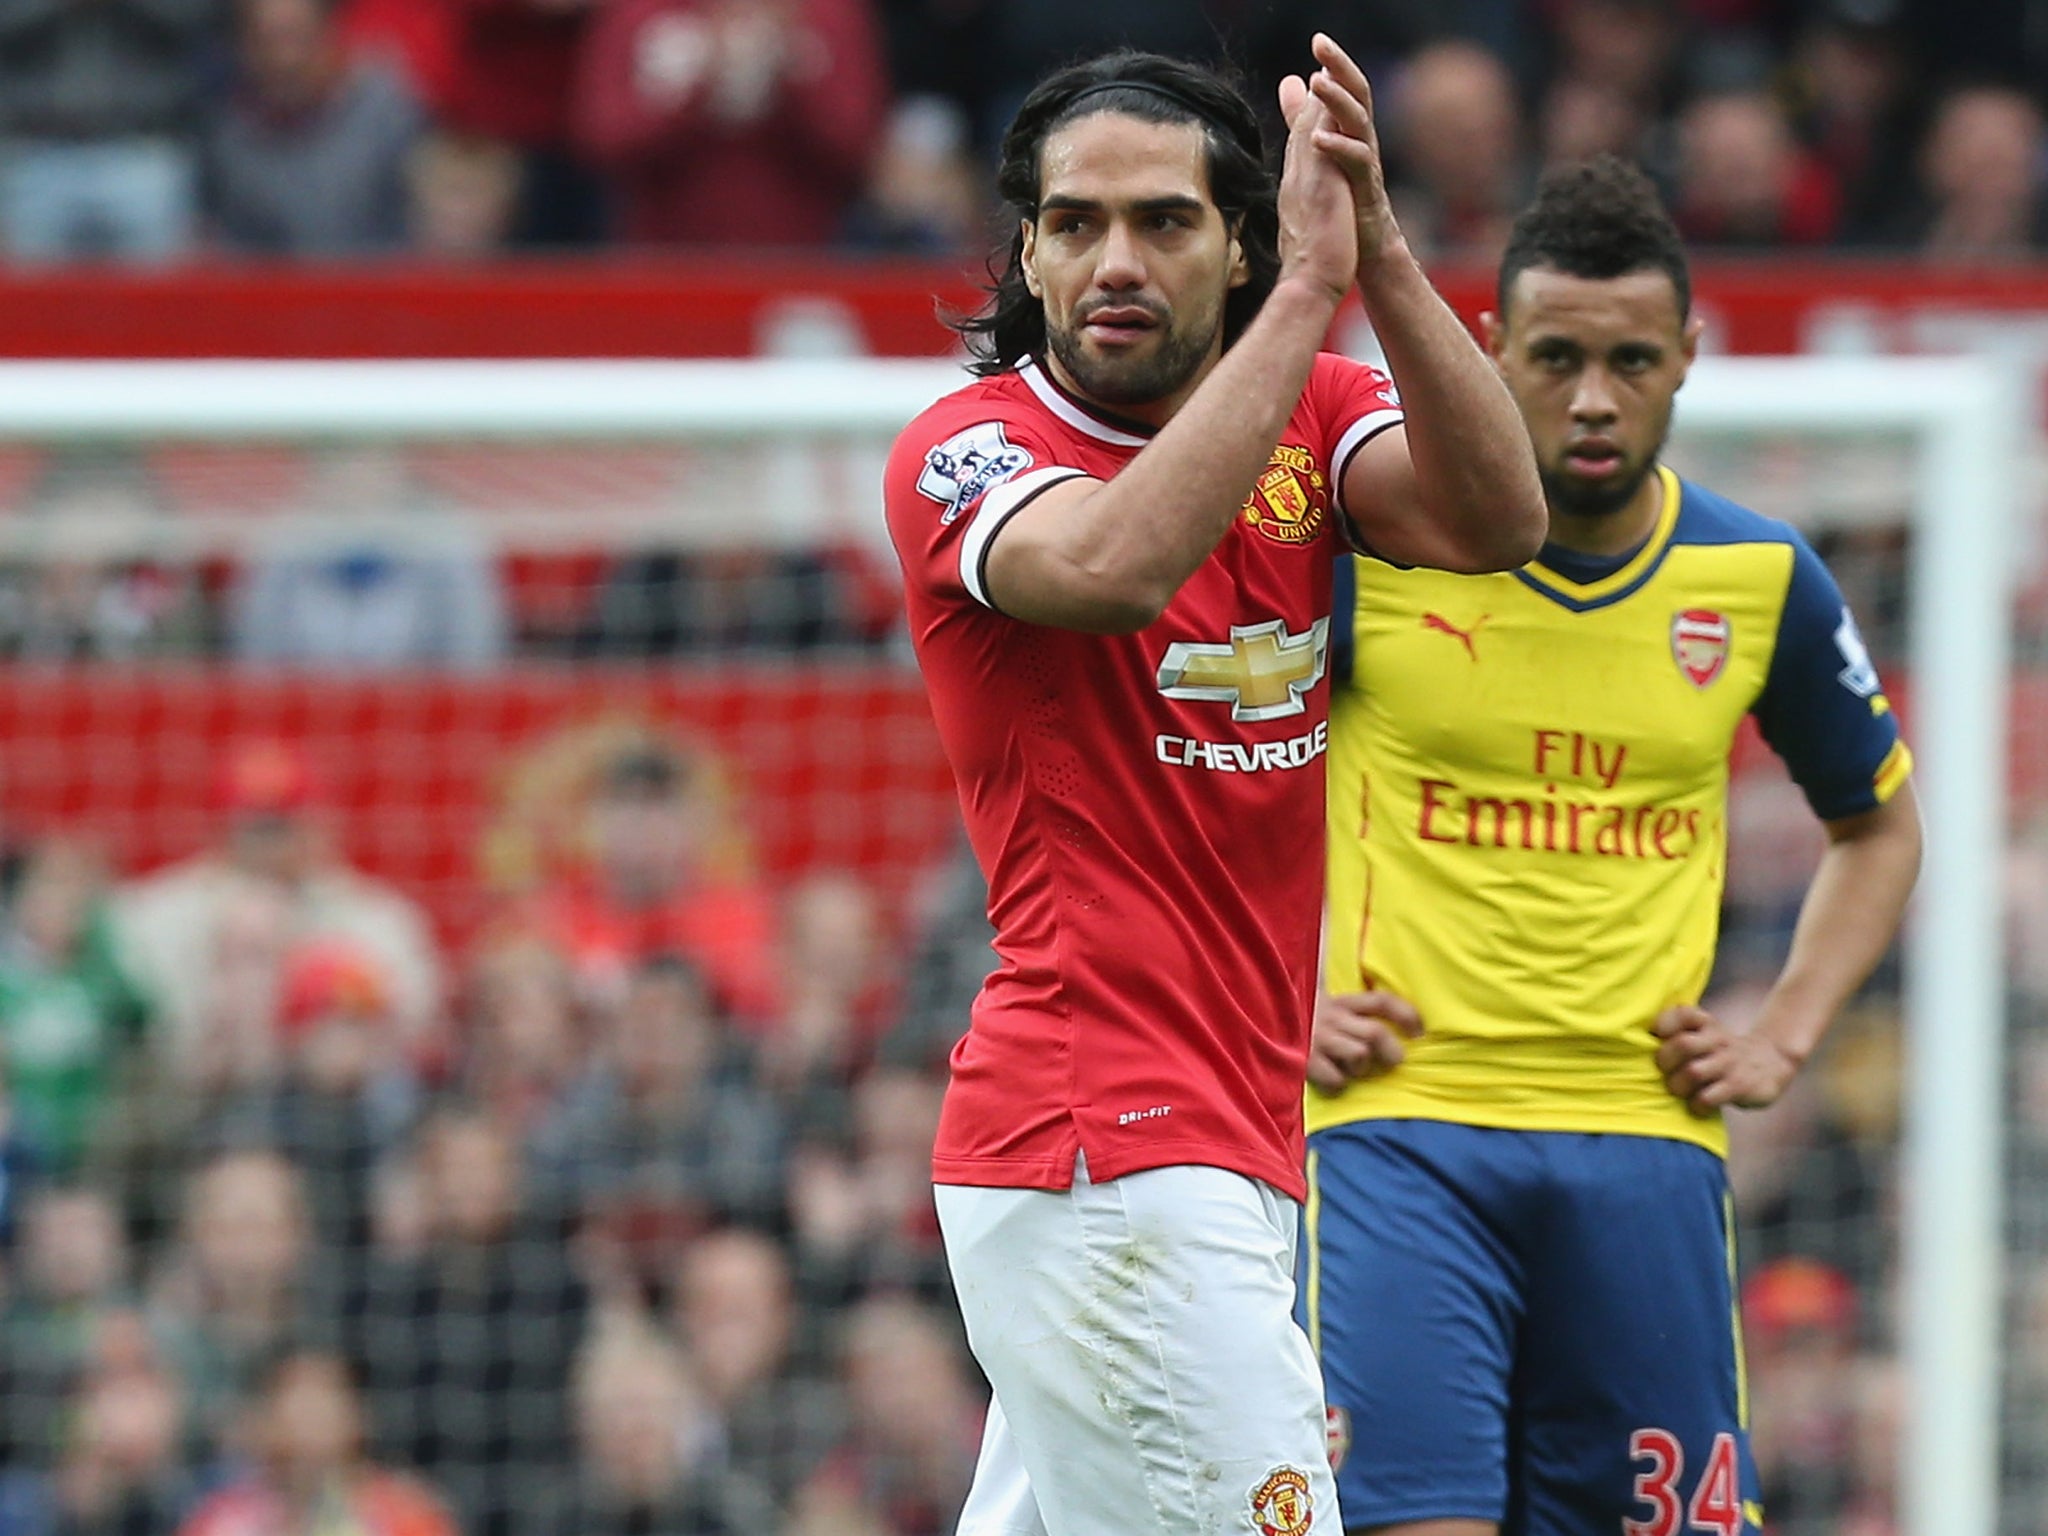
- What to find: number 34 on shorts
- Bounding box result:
[1625,1428,1762,1536]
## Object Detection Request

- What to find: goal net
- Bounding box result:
[0,355,2019,1536]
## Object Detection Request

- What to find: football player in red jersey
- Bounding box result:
[882,35,1544,1536]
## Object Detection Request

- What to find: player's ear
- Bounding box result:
[1478,309,1508,369]
[1675,311,1704,385]
[1020,219,1042,299]
[1226,217,1249,290]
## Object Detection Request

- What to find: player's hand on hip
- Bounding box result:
[1652,1003,1802,1114]
[1275,66,1358,306]
[1308,989,1423,1093]
[1303,33,1403,278]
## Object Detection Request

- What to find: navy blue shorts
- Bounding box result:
[1301,1120,1762,1535]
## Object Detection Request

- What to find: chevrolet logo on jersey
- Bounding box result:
[1157,618,1329,721]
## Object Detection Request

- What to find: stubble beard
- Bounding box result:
[1542,416,1673,520]
[1539,457,1657,520]
[1045,307,1220,409]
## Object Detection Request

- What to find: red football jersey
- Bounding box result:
[885,355,1402,1201]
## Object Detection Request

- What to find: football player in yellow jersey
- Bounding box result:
[1300,157,1923,1536]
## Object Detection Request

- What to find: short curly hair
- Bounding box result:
[1497,155,1690,319]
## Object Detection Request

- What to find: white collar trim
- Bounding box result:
[1018,359,1150,448]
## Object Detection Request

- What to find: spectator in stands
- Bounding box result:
[1903,82,2048,256]
[1675,87,1841,247]
[114,739,443,1077]
[343,1105,586,1536]
[587,546,891,657]
[405,128,521,257]
[787,1067,946,1310]
[202,938,418,1261]
[528,955,785,1293]
[0,556,188,664]
[92,875,294,1249]
[534,739,780,1025]
[229,517,510,670]
[0,465,207,662]
[335,0,458,109]
[762,871,891,1101]
[177,1348,459,1536]
[1227,0,1468,140]
[842,95,981,254]
[0,839,148,1172]
[1787,0,1924,247]
[1881,0,2047,90]
[0,1091,46,1259]
[459,934,582,1146]
[967,1,1224,149]
[791,1296,979,1536]
[1384,40,1527,260]
[0,1345,197,1535]
[525,1318,774,1536]
[670,1227,841,1509]
[1540,0,1679,116]
[0,0,214,262]
[148,1150,325,1453]
[571,0,890,248]
[438,0,609,246]
[0,1189,137,1469]
[204,0,423,255]
[1536,74,1652,168]
[877,839,990,1078]
[870,0,993,153]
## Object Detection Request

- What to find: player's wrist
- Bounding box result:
[1751,1022,1815,1075]
[1352,237,1420,305]
[1270,269,1350,319]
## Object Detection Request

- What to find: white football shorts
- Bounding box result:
[935,1156,1339,1536]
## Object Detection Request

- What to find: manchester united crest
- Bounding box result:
[1240,445,1328,545]
[1249,1466,1314,1536]
[1671,608,1730,688]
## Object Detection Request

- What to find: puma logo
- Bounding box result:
[1420,612,1488,661]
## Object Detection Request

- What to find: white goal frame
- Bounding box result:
[1681,358,2018,1536]
[0,354,2018,1536]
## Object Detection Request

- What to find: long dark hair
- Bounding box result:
[953,51,1280,377]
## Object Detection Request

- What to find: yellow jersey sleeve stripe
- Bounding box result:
[1872,739,1914,803]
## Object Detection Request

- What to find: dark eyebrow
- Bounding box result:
[1037,194,1207,216]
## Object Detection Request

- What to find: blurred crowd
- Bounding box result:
[0,0,2046,265]
[0,727,1001,1536]
[0,671,1980,1536]
[0,444,904,667]
[0,446,2005,1534]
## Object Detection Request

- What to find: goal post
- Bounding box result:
[1673,357,2020,1536]
[0,353,2018,1536]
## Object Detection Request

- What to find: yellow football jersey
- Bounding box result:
[1313,467,1912,1154]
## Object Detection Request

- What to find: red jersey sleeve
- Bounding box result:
[1303,353,1404,540]
[884,393,1092,612]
